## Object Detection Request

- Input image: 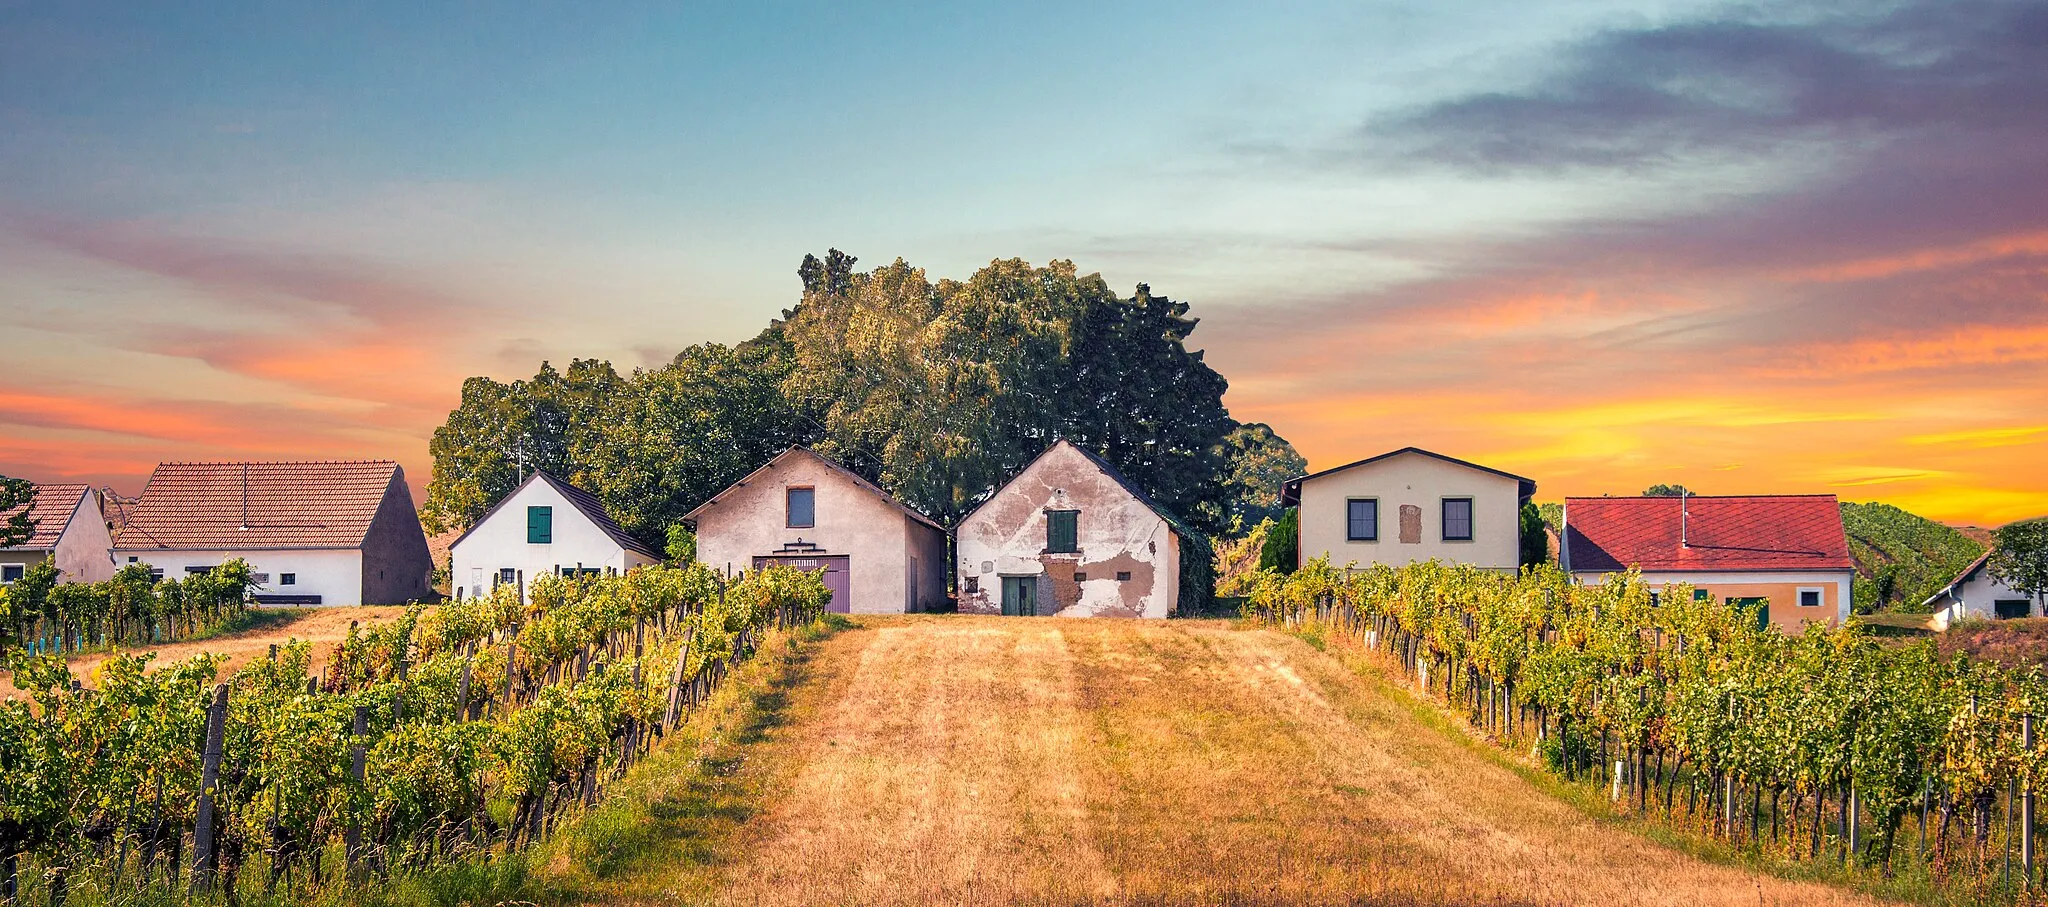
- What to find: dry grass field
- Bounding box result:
[590,615,1882,907]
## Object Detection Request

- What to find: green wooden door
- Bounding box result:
[1001,576,1038,617]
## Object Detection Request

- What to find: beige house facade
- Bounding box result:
[1282,447,1535,571]
[956,439,1183,619]
[686,447,946,615]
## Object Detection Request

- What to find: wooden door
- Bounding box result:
[756,555,852,613]
[1001,576,1038,617]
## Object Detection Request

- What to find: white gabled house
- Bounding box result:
[449,471,661,601]
[1,483,117,585]
[1924,551,2040,629]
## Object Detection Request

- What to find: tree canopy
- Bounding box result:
[1990,518,2048,605]
[1642,484,1690,497]
[0,476,34,547]
[423,251,1301,546]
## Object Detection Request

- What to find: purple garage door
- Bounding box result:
[755,555,851,614]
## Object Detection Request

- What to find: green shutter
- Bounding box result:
[527,506,553,544]
[1047,511,1078,553]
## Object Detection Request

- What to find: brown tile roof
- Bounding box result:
[1,483,90,550]
[1564,494,1854,574]
[114,461,405,550]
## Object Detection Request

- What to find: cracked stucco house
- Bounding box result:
[956,439,1184,618]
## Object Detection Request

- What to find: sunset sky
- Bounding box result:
[2,1,2043,525]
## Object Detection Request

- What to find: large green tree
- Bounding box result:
[0,476,34,547]
[420,359,620,533]
[781,253,1250,530]
[1990,518,2048,613]
[574,342,814,543]
[1217,423,1306,530]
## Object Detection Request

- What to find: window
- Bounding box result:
[185,566,214,576]
[527,505,553,544]
[127,556,138,563]
[1694,588,1712,602]
[250,573,270,585]
[1649,591,1662,607]
[1074,572,1088,582]
[1346,499,1378,541]
[280,573,296,586]
[1046,510,1079,553]
[1116,571,1132,581]
[964,576,979,594]
[499,568,517,585]
[1797,588,1823,608]
[1996,599,2032,620]
[559,567,601,578]
[786,487,815,528]
[0,565,21,583]
[1442,498,1474,541]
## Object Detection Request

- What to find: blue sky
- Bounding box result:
[3,0,2045,523]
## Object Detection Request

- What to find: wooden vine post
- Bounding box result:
[190,683,229,894]
[2027,713,2038,885]
[346,705,368,880]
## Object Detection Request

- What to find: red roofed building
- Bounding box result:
[1,483,117,585]
[1561,494,1855,631]
[112,461,433,606]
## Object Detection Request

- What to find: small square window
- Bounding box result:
[787,487,816,528]
[499,568,517,585]
[1798,588,1823,608]
[127,556,139,563]
[0,565,22,583]
[1693,588,1711,602]
[964,576,979,594]
[1442,498,1474,542]
[1649,591,1662,607]
[1074,572,1088,582]
[1116,571,1132,581]
[280,573,296,586]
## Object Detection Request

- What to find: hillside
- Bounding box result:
[1840,501,1986,613]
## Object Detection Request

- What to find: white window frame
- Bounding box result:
[1796,586,1826,608]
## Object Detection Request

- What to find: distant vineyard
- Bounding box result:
[1241,559,2048,891]
[1,561,257,657]
[1841,501,1986,613]
[0,563,830,906]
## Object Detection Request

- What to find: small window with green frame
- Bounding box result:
[527,505,553,544]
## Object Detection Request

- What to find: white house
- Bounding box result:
[956,439,1185,619]
[448,471,661,601]
[1925,551,2039,629]
[1281,447,1535,571]
[112,461,433,606]
[1,483,117,585]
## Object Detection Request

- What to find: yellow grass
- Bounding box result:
[583,615,1884,906]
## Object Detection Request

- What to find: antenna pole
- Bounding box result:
[1680,488,1688,548]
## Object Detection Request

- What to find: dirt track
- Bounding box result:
[0,606,406,699]
[605,615,1883,906]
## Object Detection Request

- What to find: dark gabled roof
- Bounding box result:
[1280,446,1537,506]
[449,471,661,559]
[682,446,945,533]
[1563,494,1854,574]
[959,439,1191,539]
[1,483,91,551]
[113,461,405,550]
[1922,550,1995,608]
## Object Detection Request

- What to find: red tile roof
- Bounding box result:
[1,483,90,550]
[1564,494,1853,574]
[114,461,405,550]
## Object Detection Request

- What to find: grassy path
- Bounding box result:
[577,615,1881,906]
